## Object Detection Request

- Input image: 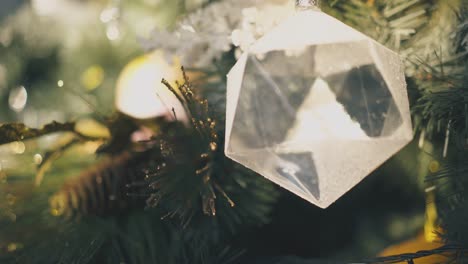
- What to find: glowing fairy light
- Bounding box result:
[7,243,23,252]
[100,7,119,23]
[418,129,426,149]
[81,65,105,91]
[34,154,43,165]
[57,80,64,87]
[8,86,28,112]
[106,23,121,41]
[10,141,26,154]
[32,0,61,16]
[75,118,111,139]
[115,51,187,121]
[424,187,438,242]
[101,0,123,42]
[50,193,66,217]
[429,160,440,173]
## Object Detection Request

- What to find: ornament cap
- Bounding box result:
[296,0,320,10]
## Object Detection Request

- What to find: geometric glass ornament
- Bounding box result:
[225,1,413,208]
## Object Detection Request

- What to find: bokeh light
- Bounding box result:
[115,51,186,120]
[81,65,105,91]
[9,141,26,154]
[34,154,43,165]
[8,86,27,112]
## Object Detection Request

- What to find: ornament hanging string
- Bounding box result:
[296,0,320,10]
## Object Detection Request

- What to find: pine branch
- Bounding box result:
[0,122,76,145]
[324,0,434,52]
[410,0,468,248]
[0,151,246,264]
[139,67,278,232]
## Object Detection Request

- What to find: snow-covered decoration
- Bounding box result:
[142,0,291,67]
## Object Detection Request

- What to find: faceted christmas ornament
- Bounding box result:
[225,0,413,208]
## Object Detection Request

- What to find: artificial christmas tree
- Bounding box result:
[0,0,467,263]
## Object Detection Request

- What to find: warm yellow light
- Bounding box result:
[424,189,439,242]
[429,160,440,173]
[81,65,105,91]
[115,51,187,121]
[75,118,111,139]
[9,141,26,154]
[7,242,23,252]
[49,193,66,217]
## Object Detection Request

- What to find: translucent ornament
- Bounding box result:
[225,0,413,208]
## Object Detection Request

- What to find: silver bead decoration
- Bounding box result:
[296,0,320,10]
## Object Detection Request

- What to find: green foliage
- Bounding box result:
[427,155,468,245]
[411,0,468,247]
[0,68,278,263]
[323,0,434,52]
[141,69,279,233]
[1,182,241,264]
